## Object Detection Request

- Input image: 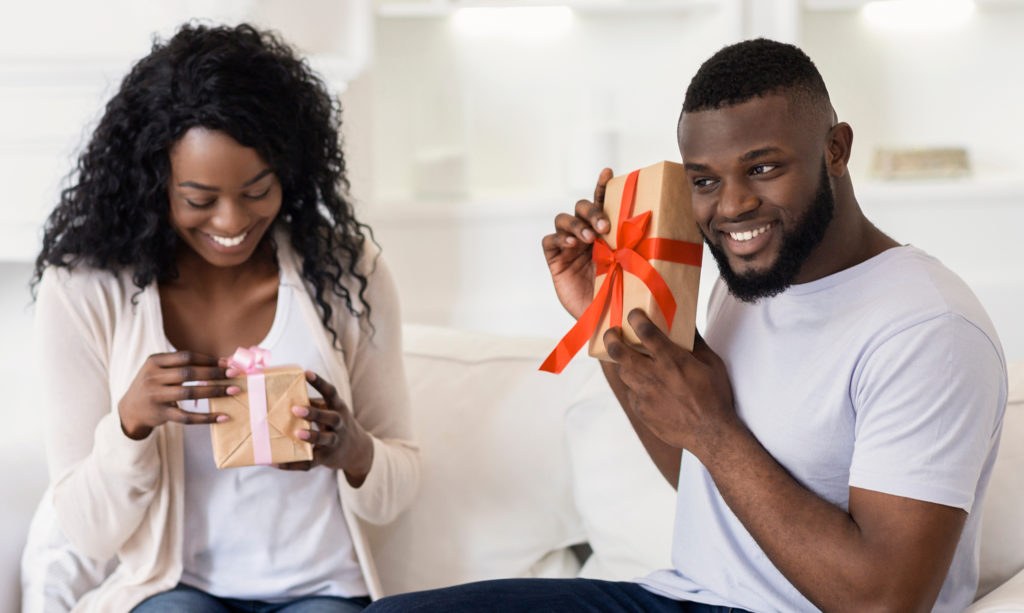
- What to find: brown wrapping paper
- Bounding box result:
[209,366,314,469]
[587,161,703,360]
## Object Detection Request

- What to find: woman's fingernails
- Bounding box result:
[292,406,309,417]
[226,385,241,395]
[196,380,209,386]
[305,371,315,381]
[296,430,310,440]
[226,368,240,377]
[216,415,230,423]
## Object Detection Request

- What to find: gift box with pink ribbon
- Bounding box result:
[209,346,313,469]
[541,161,703,374]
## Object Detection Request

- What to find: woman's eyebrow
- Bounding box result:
[177,168,272,191]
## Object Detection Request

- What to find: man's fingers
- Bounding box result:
[603,326,650,370]
[593,167,613,209]
[627,309,678,359]
[572,200,609,238]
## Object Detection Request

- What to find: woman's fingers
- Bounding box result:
[153,383,239,404]
[304,371,351,414]
[151,350,220,368]
[296,428,341,448]
[163,405,226,425]
[292,404,342,430]
[149,365,231,385]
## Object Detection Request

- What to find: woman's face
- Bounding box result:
[166,127,283,268]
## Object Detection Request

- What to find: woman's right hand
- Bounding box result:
[541,168,614,320]
[118,351,239,440]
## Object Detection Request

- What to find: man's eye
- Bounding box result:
[244,186,272,200]
[751,164,777,175]
[693,178,717,190]
[185,198,216,208]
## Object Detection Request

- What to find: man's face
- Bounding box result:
[679,94,836,302]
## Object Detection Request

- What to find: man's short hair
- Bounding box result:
[682,38,832,116]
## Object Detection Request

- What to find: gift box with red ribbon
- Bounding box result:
[541,161,703,374]
[209,346,314,469]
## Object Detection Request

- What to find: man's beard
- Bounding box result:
[704,160,835,303]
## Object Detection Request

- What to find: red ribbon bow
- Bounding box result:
[540,170,702,374]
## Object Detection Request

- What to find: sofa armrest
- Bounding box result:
[968,567,1024,612]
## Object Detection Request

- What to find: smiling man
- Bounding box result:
[365,39,1007,613]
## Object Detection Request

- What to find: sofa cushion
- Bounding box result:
[363,324,675,595]
[976,360,1024,598]
[20,325,677,607]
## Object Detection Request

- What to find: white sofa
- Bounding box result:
[1,324,1022,612]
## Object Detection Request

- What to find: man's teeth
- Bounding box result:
[210,232,247,247]
[728,224,771,242]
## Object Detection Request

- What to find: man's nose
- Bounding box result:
[717,179,760,220]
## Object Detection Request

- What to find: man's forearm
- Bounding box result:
[701,425,963,613]
[601,361,682,488]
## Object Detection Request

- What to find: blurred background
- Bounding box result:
[0,0,1022,602]
[1,0,1022,459]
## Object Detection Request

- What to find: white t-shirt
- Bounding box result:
[640,246,1007,613]
[177,280,368,601]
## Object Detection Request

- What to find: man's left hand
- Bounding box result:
[603,308,742,458]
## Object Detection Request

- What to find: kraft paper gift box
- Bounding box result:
[209,363,314,469]
[587,161,703,360]
[540,161,703,374]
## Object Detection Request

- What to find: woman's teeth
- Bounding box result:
[728,224,772,242]
[210,231,247,247]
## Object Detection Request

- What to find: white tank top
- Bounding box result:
[175,280,368,600]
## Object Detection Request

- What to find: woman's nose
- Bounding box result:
[211,197,249,234]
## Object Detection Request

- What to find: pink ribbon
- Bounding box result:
[229,346,273,466]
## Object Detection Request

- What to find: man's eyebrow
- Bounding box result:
[177,168,273,191]
[739,147,782,162]
[683,162,709,172]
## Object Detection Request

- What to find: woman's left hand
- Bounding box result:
[277,370,374,487]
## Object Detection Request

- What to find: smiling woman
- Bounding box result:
[28,23,418,613]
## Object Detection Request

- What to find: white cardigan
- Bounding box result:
[33,235,420,612]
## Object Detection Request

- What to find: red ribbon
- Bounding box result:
[540,170,703,374]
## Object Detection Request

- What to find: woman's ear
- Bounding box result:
[825,122,854,178]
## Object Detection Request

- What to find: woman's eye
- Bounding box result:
[185,198,216,208]
[244,186,272,200]
[751,164,777,175]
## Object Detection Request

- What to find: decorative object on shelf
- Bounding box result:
[871,147,971,180]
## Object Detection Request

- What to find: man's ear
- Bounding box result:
[825,122,854,178]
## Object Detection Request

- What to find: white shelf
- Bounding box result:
[377,0,721,18]
[856,175,1024,208]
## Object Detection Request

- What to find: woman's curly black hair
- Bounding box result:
[32,22,374,345]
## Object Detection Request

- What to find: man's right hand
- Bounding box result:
[541,168,614,320]
[118,351,238,440]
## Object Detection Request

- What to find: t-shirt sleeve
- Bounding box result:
[849,313,1006,512]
